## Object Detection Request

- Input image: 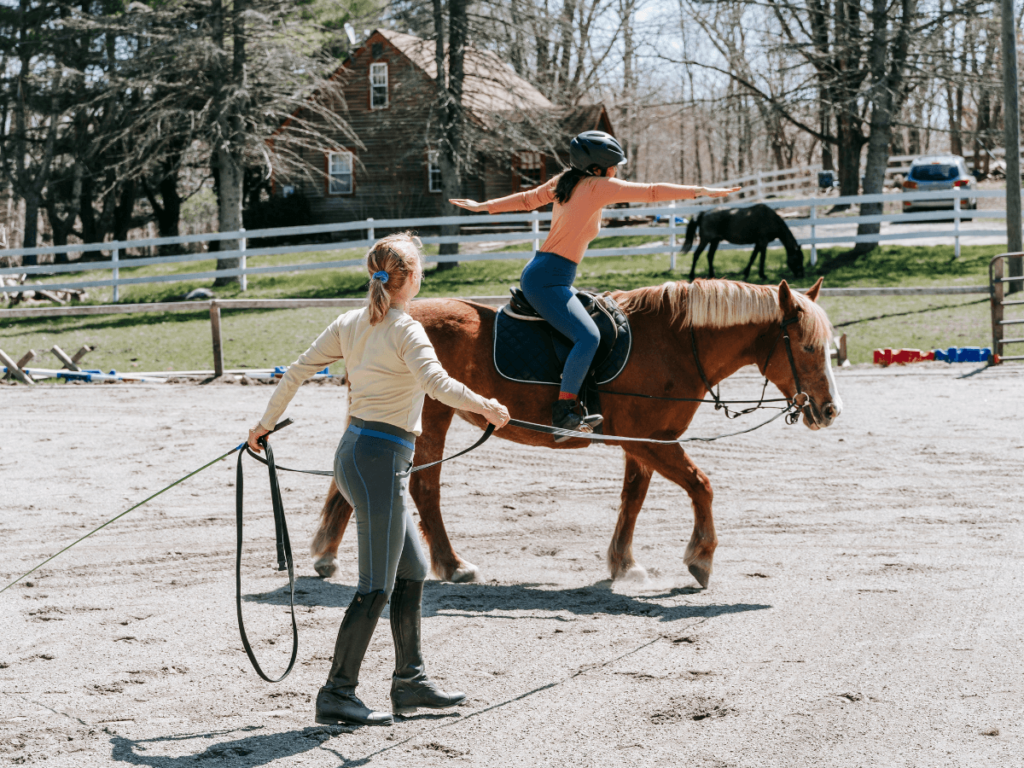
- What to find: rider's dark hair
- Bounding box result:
[554,166,605,204]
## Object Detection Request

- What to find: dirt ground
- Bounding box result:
[1,364,1022,767]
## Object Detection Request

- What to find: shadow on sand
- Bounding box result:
[109,726,354,767]
[244,576,771,624]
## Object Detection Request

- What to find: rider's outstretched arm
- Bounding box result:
[598,178,737,206]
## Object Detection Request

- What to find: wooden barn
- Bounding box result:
[270,29,615,223]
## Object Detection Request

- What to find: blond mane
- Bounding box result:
[615,279,833,345]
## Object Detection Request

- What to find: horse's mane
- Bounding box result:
[615,279,833,345]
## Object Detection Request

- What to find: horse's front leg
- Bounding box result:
[408,403,481,582]
[757,242,769,280]
[742,245,759,281]
[310,479,354,578]
[628,443,716,588]
[607,452,654,581]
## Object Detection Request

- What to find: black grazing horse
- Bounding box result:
[682,204,805,281]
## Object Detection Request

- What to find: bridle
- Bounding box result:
[689,314,809,426]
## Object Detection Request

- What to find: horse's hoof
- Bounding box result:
[613,564,648,582]
[313,555,339,578]
[687,563,711,588]
[451,562,481,583]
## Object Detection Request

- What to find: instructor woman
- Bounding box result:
[248,233,509,726]
[451,131,739,437]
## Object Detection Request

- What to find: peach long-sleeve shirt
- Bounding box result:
[258,307,489,436]
[485,176,698,264]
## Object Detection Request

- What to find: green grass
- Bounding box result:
[1,241,1007,374]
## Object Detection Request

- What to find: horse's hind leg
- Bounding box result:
[688,241,707,282]
[627,442,717,588]
[408,404,480,582]
[607,452,654,581]
[310,479,354,578]
[705,241,720,279]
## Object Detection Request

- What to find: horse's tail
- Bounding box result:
[681,213,701,253]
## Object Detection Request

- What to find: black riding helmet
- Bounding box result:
[569,131,627,174]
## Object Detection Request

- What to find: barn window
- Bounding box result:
[427,150,443,193]
[370,63,388,109]
[512,151,546,192]
[327,151,354,195]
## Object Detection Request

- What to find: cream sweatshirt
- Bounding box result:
[258,306,489,436]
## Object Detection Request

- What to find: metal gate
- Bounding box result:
[990,253,1024,362]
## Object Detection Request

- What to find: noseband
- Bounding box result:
[690,314,809,426]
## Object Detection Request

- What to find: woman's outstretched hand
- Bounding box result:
[482,398,511,430]
[449,199,487,213]
[702,186,742,198]
[248,423,270,453]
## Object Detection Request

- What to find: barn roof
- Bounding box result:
[374,30,555,119]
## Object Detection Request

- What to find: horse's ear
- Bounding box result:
[778,279,797,314]
[805,276,824,303]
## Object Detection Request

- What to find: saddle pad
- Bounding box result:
[492,297,632,386]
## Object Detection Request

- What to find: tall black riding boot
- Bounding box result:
[389,578,466,716]
[551,400,603,443]
[315,590,393,726]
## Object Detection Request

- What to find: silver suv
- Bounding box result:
[902,155,977,212]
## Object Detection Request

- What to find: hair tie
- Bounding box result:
[372,270,389,283]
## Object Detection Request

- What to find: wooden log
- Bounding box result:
[0,348,35,385]
[210,302,225,378]
[16,350,36,368]
[70,344,95,364]
[36,289,67,305]
[51,344,81,372]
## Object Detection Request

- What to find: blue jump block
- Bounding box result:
[932,347,992,363]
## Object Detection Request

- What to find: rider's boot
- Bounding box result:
[389,578,466,716]
[552,399,603,443]
[315,590,393,726]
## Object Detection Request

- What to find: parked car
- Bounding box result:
[901,155,977,213]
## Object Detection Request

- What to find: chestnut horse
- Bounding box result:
[309,277,842,588]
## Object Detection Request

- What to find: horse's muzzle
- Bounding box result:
[802,397,839,431]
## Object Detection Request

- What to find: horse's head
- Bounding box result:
[759,277,842,430]
[786,246,806,279]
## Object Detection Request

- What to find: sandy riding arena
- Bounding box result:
[1,365,1022,767]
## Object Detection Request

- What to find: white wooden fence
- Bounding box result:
[0,188,1009,300]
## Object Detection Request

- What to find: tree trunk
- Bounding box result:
[844,0,914,259]
[435,0,468,270]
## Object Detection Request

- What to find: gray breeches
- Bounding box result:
[333,417,429,596]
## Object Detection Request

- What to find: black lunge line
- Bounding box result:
[235,431,299,683]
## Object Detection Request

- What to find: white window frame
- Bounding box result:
[327,151,354,196]
[427,150,443,193]
[370,63,389,110]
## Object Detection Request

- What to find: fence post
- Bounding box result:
[112,248,119,303]
[810,200,818,267]
[367,217,374,242]
[668,201,677,270]
[991,255,1004,358]
[756,172,764,202]
[531,211,540,254]
[953,191,961,259]
[239,228,247,292]
[209,301,224,378]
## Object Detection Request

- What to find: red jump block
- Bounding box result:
[873,348,935,366]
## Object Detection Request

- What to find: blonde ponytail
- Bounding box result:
[365,232,424,326]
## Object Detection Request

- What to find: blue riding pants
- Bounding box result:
[333,417,429,596]
[519,251,601,397]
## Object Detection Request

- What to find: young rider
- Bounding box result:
[248,233,510,726]
[451,131,740,437]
